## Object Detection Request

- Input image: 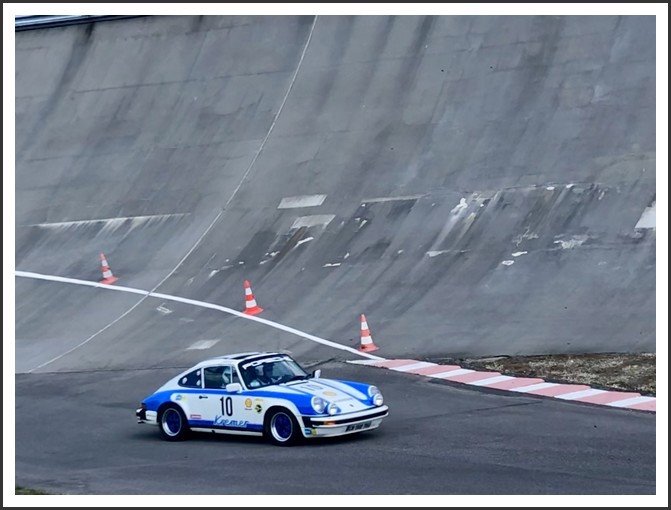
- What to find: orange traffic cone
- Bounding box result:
[359,314,379,352]
[99,252,118,285]
[243,280,263,315]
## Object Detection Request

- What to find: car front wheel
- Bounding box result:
[158,404,189,441]
[265,408,301,446]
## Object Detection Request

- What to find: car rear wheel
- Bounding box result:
[265,408,301,446]
[158,404,189,441]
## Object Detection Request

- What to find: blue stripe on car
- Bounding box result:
[143,388,316,415]
[188,420,263,432]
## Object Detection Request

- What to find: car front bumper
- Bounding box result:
[301,405,389,438]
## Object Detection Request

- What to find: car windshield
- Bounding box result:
[238,356,308,389]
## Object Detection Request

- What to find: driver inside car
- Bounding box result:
[221,369,231,388]
[260,363,278,385]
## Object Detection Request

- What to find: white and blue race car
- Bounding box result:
[136,352,389,445]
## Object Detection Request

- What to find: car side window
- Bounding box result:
[220,366,241,388]
[178,369,201,388]
[204,366,225,389]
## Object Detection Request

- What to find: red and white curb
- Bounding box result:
[349,359,656,413]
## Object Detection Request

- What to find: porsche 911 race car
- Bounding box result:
[135,352,389,445]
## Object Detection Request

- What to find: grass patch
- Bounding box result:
[426,353,655,395]
[15,486,50,495]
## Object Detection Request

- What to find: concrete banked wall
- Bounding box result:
[15,15,656,372]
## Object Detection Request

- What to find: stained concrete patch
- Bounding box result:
[635,202,656,229]
[278,194,327,209]
[554,235,589,249]
[291,215,335,229]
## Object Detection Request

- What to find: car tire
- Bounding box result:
[265,408,301,446]
[158,404,189,441]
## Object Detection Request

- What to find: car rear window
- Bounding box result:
[178,369,202,388]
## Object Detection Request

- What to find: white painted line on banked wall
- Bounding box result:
[15,271,657,414]
[15,271,384,369]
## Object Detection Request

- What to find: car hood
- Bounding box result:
[283,378,371,413]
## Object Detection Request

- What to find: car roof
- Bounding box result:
[191,351,289,369]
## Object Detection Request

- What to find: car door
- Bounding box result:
[195,364,250,432]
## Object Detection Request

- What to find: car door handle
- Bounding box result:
[199,395,208,399]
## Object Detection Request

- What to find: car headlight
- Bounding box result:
[326,403,340,415]
[368,386,383,406]
[311,396,326,414]
[373,393,384,406]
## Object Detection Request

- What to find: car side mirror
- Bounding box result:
[225,383,243,393]
[312,369,321,379]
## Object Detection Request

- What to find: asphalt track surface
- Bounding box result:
[14,15,656,495]
[15,362,655,495]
